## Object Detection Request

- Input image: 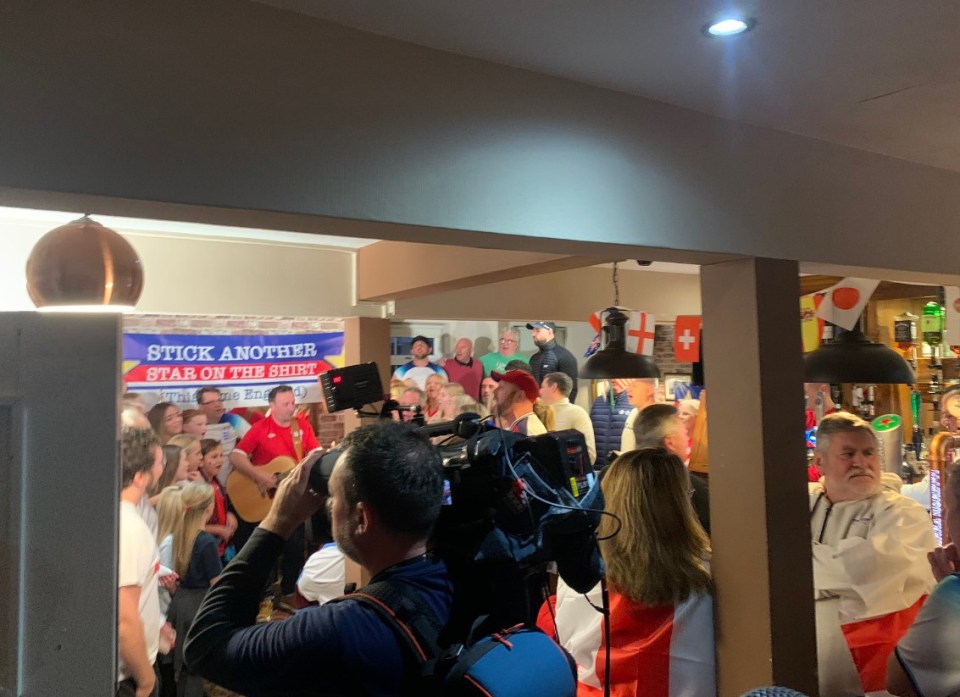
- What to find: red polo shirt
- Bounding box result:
[234,412,319,465]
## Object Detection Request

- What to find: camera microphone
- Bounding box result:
[416,412,485,439]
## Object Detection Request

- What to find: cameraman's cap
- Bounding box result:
[491,370,540,403]
[410,335,431,348]
[526,321,556,331]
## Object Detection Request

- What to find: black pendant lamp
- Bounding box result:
[581,306,662,379]
[804,323,915,384]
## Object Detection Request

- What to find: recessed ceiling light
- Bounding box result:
[705,18,754,37]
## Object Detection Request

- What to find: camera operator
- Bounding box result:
[184,422,453,696]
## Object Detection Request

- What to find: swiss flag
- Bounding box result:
[674,316,702,362]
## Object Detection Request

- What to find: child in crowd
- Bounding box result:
[154,485,183,697]
[199,439,237,560]
[180,409,207,439]
[155,486,184,616]
[155,445,188,493]
[167,481,223,697]
[167,433,203,482]
[167,435,203,484]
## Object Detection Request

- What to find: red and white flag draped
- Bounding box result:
[589,309,656,356]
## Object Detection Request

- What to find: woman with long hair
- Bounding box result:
[155,486,184,614]
[154,484,183,697]
[547,448,715,697]
[167,481,223,697]
[435,382,466,421]
[147,402,184,444]
[156,487,183,550]
[154,444,189,493]
[424,373,446,422]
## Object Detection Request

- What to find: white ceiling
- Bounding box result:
[256,0,960,173]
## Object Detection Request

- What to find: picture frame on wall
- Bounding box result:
[664,374,693,402]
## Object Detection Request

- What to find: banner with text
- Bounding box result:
[123,332,345,407]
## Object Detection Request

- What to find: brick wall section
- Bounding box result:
[316,414,345,446]
[123,314,345,335]
[654,323,693,401]
[123,313,347,437]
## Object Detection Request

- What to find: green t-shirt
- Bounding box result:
[479,351,524,376]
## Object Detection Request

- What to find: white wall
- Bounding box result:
[0,213,381,317]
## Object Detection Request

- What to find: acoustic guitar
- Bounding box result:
[226,456,298,523]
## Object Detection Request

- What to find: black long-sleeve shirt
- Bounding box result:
[530,340,579,402]
[184,528,453,696]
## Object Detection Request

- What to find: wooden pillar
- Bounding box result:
[701,258,818,695]
[341,316,392,431]
[340,316,392,587]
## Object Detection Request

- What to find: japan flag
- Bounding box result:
[815,278,879,331]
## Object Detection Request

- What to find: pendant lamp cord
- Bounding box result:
[612,262,620,307]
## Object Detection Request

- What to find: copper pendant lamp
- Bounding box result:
[25,215,144,312]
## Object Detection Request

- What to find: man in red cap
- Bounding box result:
[491,369,546,436]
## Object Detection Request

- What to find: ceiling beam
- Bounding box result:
[356,240,620,301]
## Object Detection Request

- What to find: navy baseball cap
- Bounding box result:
[526,321,556,331]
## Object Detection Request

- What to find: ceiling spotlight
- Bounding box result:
[705,18,754,37]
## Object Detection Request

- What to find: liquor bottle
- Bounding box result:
[894,311,918,349]
[922,300,945,348]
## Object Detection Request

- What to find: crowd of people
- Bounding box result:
[114,322,957,697]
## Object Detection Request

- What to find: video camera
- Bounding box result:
[314,362,605,630]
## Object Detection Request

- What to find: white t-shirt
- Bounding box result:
[508,412,546,436]
[158,534,173,617]
[551,399,597,464]
[620,408,639,452]
[296,542,346,604]
[118,501,161,682]
[205,421,235,452]
[135,495,158,539]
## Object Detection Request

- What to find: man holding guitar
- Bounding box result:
[228,385,319,611]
